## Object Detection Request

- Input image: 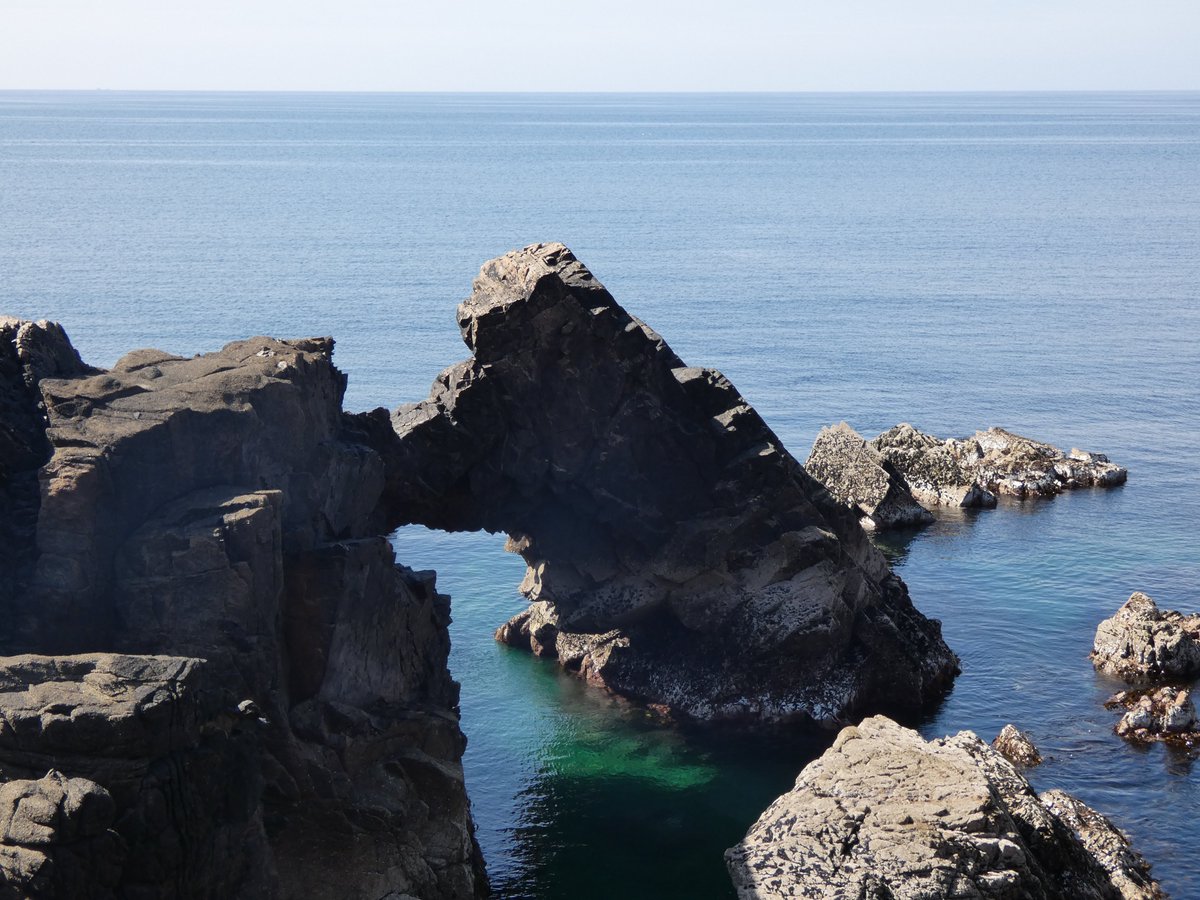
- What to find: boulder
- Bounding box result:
[1106,687,1200,744]
[726,716,1163,899]
[871,424,1126,507]
[992,723,1043,768]
[804,422,934,530]
[385,243,958,726]
[1092,592,1200,682]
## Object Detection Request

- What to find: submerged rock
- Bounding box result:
[726,716,1163,899]
[993,723,1043,768]
[1106,687,1200,745]
[871,423,1126,507]
[1092,592,1200,682]
[804,422,934,530]
[0,329,486,898]
[386,243,959,726]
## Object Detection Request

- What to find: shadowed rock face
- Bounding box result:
[0,334,486,898]
[0,319,95,602]
[726,716,1163,900]
[385,243,959,725]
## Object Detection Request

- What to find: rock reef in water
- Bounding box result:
[1092,592,1200,683]
[1106,687,1200,745]
[871,423,1127,508]
[804,422,934,531]
[726,716,1163,900]
[385,243,959,725]
[0,330,486,898]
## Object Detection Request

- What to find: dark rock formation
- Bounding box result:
[871,424,1126,507]
[1092,593,1200,682]
[726,716,1163,899]
[804,422,934,530]
[386,243,958,725]
[1105,687,1200,745]
[0,332,485,897]
[0,318,95,603]
[993,723,1043,768]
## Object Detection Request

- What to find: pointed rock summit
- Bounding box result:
[387,243,959,725]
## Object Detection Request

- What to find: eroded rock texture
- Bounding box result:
[1105,687,1200,745]
[804,422,934,530]
[872,424,1127,508]
[0,318,95,602]
[0,332,485,898]
[1092,592,1200,683]
[992,723,1043,768]
[726,716,1163,900]
[386,242,958,724]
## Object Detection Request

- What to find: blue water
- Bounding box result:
[2,91,1199,897]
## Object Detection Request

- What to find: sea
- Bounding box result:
[2,91,1198,898]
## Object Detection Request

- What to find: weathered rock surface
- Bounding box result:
[871,424,1126,508]
[0,329,486,897]
[0,318,95,603]
[804,422,934,530]
[1092,593,1200,683]
[1105,687,1200,745]
[386,243,958,725]
[726,716,1163,900]
[993,723,1043,768]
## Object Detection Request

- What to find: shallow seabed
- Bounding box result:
[2,91,1198,897]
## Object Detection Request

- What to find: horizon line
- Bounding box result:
[2,87,1199,96]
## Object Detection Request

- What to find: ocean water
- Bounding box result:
[2,91,1199,897]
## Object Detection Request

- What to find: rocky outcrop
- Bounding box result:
[1092,593,1200,682]
[386,243,958,725]
[804,422,934,530]
[726,716,1163,899]
[0,318,95,603]
[993,723,1043,768]
[870,424,1126,507]
[1105,687,1200,745]
[0,331,486,897]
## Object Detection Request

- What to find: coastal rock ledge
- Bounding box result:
[726,716,1164,900]
[386,243,959,725]
[1092,592,1200,682]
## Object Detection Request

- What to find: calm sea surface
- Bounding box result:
[2,92,1198,898]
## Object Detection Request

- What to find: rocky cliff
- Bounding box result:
[0,326,485,898]
[383,243,958,725]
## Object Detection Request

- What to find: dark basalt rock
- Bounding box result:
[0,318,95,606]
[0,331,486,898]
[384,242,959,725]
[726,716,1163,899]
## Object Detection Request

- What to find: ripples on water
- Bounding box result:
[2,91,1198,897]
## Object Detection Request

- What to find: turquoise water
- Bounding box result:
[3,92,1199,897]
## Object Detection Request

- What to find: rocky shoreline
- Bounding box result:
[0,246,1167,898]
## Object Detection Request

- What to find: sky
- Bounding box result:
[1,0,1198,92]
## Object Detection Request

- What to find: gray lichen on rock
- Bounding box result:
[726,716,1163,899]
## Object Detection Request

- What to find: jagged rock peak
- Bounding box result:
[388,242,958,726]
[726,716,1164,899]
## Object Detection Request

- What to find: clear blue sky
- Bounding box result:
[2,0,1197,91]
